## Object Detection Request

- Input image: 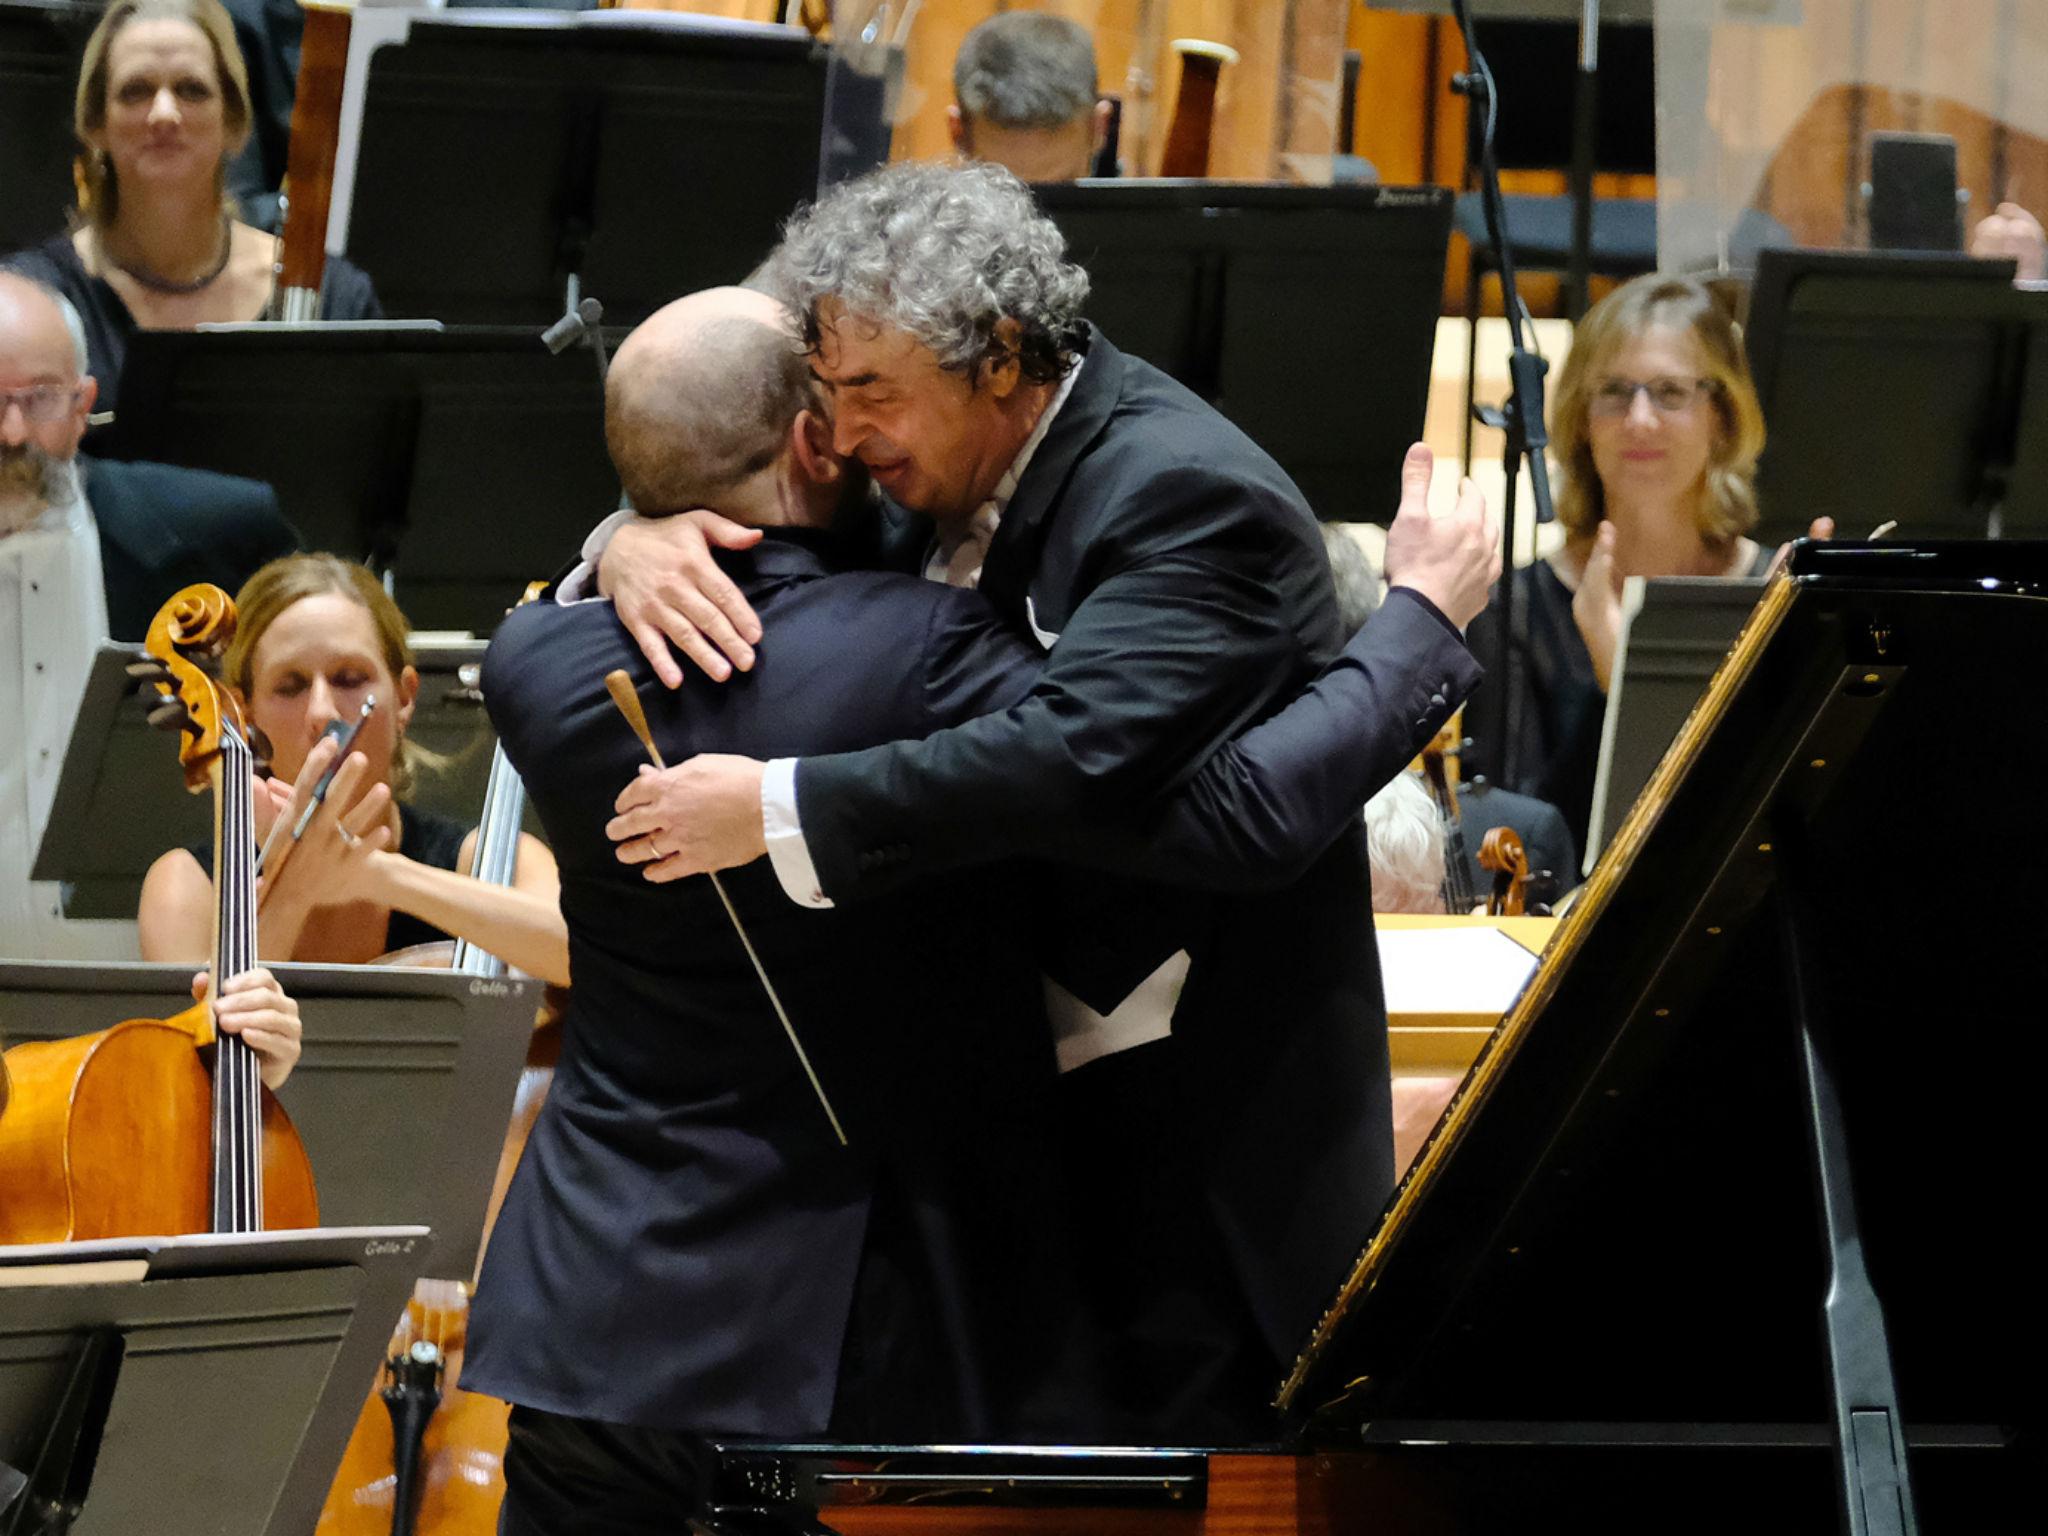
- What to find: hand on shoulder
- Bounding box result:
[600,511,765,688]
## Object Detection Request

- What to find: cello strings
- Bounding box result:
[217,728,264,1232]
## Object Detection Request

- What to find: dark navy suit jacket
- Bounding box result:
[466,526,1478,1440]
[466,535,1074,1437]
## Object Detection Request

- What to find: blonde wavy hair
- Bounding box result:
[1551,274,1767,548]
[74,0,252,232]
[224,555,435,797]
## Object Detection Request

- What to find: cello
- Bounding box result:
[0,584,319,1241]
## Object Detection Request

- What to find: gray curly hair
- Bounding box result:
[769,161,1089,385]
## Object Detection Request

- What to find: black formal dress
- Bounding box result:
[184,804,466,952]
[80,455,300,641]
[789,328,1482,1440]
[1,236,381,416]
[472,525,1476,1528]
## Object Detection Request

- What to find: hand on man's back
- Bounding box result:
[599,510,767,687]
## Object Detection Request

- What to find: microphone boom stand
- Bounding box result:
[1449,0,1558,793]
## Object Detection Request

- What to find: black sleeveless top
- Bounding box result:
[187,803,470,953]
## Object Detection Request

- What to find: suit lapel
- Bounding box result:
[978,326,1124,625]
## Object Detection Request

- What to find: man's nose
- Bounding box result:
[0,400,28,446]
[830,406,866,457]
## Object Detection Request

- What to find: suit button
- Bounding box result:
[1429,692,1447,710]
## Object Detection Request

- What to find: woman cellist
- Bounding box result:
[136,553,566,979]
[0,582,310,1245]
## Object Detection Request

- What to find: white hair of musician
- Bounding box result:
[1364,771,1448,916]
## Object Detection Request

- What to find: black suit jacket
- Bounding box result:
[81,456,299,640]
[791,332,1483,1407]
[468,526,1480,1440]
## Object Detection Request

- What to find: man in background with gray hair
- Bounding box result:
[0,272,294,960]
[948,10,1110,182]
[592,160,1496,1441]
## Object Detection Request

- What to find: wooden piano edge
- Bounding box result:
[705,1443,1386,1536]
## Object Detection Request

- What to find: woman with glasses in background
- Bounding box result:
[1462,273,1817,857]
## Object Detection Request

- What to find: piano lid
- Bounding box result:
[1280,540,2048,1442]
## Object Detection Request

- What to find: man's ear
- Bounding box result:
[791,407,841,485]
[1091,99,1112,160]
[981,317,1026,398]
[65,374,99,453]
[946,104,970,155]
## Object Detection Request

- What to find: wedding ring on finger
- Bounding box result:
[337,826,358,847]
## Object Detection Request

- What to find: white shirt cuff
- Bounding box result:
[556,507,640,604]
[762,757,833,909]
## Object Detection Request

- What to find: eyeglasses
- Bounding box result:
[0,385,85,425]
[1588,376,1714,418]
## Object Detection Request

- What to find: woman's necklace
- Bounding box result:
[103,218,233,295]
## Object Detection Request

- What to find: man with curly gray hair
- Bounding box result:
[771,160,1087,521]
[592,159,1497,1441]
[947,10,1109,183]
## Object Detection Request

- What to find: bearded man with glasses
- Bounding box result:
[0,271,295,958]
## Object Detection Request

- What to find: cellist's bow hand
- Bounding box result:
[194,967,304,1091]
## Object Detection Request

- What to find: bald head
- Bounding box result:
[0,272,87,385]
[607,286,818,518]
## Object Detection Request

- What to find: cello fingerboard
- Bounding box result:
[212,725,266,1233]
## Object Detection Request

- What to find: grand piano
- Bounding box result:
[700,541,2042,1534]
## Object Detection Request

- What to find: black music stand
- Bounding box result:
[0,1228,428,1536]
[102,326,614,632]
[1744,248,2041,546]
[1282,542,2046,1532]
[1032,181,1451,524]
[328,11,838,328]
[0,964,536,1283]
[1583,574,1766,868]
